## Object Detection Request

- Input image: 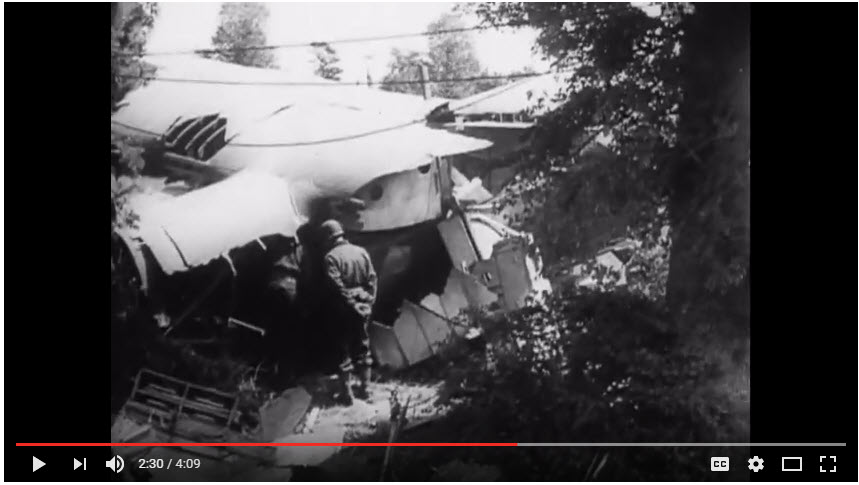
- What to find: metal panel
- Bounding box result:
[437,215,479,273]
[344,159,446,232]
[368,322,408,369]
[410,299,453,354]
[131,171,303,274]
[492,238,534,310]
[438,270,472,329]
[392,305,433,365]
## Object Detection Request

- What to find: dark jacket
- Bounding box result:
[323,240,377,319]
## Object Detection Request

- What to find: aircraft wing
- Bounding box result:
[127,170,304,275]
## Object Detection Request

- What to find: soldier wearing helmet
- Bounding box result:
[319,219,377,405]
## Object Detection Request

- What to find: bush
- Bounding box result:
[379,273,747,480]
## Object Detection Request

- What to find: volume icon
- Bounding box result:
[106,455,124,473]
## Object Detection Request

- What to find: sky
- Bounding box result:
[146,2,550,82]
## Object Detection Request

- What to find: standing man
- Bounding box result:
[264,235,304,377]
[319,219,377,405]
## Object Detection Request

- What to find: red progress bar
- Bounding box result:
[18,443,518,447]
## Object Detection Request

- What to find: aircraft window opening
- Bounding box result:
[417,164,431,174]
[369,184,383,201]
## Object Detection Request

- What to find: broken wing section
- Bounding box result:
[127,171,304,275]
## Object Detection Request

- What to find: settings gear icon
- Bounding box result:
[748,456,764,472]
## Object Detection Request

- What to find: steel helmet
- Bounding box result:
[319,219,345,241]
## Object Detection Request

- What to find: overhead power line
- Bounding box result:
[111,75,549,148]
[113,23,519,58]
[115,71,551,87]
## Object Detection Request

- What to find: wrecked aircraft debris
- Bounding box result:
[111,57,552,375]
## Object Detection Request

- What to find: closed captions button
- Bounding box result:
[711,457,730,471]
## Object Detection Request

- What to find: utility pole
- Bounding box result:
[418,63,431,100]
[364,54,374,87]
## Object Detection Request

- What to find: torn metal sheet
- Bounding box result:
[373,298,462,369]
[260,387,312,442]
[392,304,433,365]
[338,158,453,232]
[437,271,473,330]
[369,322,408,369]
[130,171,304,274]
[490,238,536,310]
[411,299,454,354]
[437,215,480,273]
[419,294,446,319]
[456,269,502,310]
[470,237,549,311]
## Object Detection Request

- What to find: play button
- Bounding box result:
[74,458,83,470]
[33,456,45,472]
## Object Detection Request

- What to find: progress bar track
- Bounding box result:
[517,443,848,447]
[17,442,848,447]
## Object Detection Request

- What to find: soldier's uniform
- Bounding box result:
[320,220,376,404]
[264,240,304,372]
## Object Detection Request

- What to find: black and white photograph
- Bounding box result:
[109,1,751,481]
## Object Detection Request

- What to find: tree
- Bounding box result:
[379,48,428,96]
[111,2,162,415]
[111,2,158,110]
[475,3,749,337]
[111,1,158,217]
[380,12,506,98]
[311,42,343,80]
[425,12,484,99]
[471,66,537,94]
[205,3,276,68]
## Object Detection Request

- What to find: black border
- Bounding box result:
[748,2,857,482]
[5,2,113,481]
[3,2,857,482]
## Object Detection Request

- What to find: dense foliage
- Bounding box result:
[111,3,158,111]
[311,42,343,81]
[205,2,276,68]
[474,3,749,333]
[111,2,156,226]
[111,1,159,413]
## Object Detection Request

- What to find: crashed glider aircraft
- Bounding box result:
[112,57,550,369]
